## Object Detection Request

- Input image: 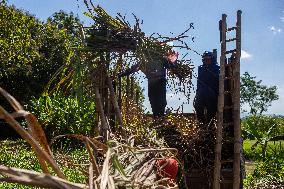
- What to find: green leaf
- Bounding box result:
[112,154,126,177]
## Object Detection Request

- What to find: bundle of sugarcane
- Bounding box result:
[83,3,194,83]
[84,4,141,53]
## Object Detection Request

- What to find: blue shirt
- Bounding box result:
[196,63,220,99]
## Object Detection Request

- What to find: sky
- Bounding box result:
[6,0,284,115]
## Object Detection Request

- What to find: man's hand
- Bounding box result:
[167,51,179,63]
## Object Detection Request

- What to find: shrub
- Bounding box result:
[29,93,97,140]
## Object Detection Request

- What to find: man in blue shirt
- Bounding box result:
[194,51,220,124]
[118,50,179,118]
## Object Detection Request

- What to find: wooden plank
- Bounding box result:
[94,87,109,142]
[106,75,126,138]
[233,10,242,189]
[227,26,237,31]
[213,13,227,189]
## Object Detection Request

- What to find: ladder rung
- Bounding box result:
[225,49,237,54]
[224,90,231,94]
[225,38,237,42]
[224,105,233,110]
[223,122,234,126]
[223,136,234,141]
[225,63,234,67]
[227,27,237,31]
[221,160,234,163]
[220,180,233,184]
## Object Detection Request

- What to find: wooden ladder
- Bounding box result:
[213,10,242,189]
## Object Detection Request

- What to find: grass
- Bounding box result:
[243,140,284,161]
[1,139,283,188]
[0,139,89,189]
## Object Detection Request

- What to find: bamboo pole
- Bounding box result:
[213,13,227,189]
[233,10,242,189]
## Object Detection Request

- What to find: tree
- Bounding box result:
[0,3,81,105]
[47,10,83,45]
[240,72,279,115]
[240,72,282,160]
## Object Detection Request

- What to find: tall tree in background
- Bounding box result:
[241,72,282,160]
[240,72,279,115]
[47,10,83,45]
[0,2,81,105]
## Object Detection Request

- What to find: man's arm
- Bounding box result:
[118,63,140,77]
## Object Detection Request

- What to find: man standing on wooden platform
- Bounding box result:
[194,51,220,124]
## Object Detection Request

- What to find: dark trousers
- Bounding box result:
[194,94,218,124]
[148,78,167,118]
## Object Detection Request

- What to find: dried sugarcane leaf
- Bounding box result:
[0,110,29,119]
[0,106,65,179]
[107,175,115,189]
[25,113,52,156]
[100,149,111,189]
[0,165,87,189]
[0,87,23,111]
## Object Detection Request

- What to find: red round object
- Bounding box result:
[157,158,179,180]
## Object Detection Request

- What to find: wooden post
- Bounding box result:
[106,75,126,138]
[94,87,109,142]
[130,76,134,100]
[213,14,227,189]
[135,89,140,105]
[118,76,122,108]
[104,78,109,116]
[109,80,116,130]
[125,75,130,122]
[126,75,130,98]
[233,10,242,189]
[118,54,123,109]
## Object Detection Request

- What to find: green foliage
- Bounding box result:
[0,139,88,188]
[0,4,42,75]
[244,150,284,187]
[242,115,284,160]
[240,72,279,115]
[243,140,284,161]
[29,92,96,139]
[0,3,80,105]
[243,139,284,187]
[47,10,83,46]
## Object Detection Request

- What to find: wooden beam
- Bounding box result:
[233,10,242,189]
[213,13,227,189]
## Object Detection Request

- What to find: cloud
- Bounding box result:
[241,50,252,59]
[281,17,284,22]
[269,26,281,34]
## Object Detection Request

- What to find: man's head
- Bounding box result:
[202,51,214,65]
